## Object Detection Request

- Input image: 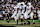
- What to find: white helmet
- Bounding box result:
[27,2,31,6]
[21,2,25,5]
[17,2,25,6]
[17,3,21,6]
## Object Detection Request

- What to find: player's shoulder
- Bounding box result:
[23,5,26,7]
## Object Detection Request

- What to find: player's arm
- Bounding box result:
[17,8,19,13]
[23,7,26,22]
[28,7,33,15]
[24,7,26,13]
[12,8,15,14]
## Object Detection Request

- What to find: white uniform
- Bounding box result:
[30,11,34,19]
[11,6,19,21]
[11,6,17,18]
[11,6,17,21]
[23,5,26,13]
[24,10,29,19]
[27,5,34,19]
[20,5,24,19]
[17,9,21,18]
[27,5,34,14]
[38,10,40,20]
[23,5,28,19]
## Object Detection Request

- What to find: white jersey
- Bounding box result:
[23,5,26,14]
[19,5,24,19]
[27,5,34,14]
[27,5,34,19]
[14,6,20,19]
[24,10,29,19]
[23,5,26,10]
[11,6,17,18]
[38,10,40,17]
[20,5,26,14]
[23,5,29,19]
[38,10,40,20]
[11,6,19,19]
[20,5,27,19]
[30,11,34,19]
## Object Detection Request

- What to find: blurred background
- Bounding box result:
[0,0,40,26]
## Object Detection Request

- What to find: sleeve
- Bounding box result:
[32,6,34,9]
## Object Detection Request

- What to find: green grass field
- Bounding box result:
[0,20,40,22]
[0,20,40,27]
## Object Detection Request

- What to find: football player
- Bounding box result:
[38,8,40,22]
[20,4,25,25]
[27,3,35,24]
